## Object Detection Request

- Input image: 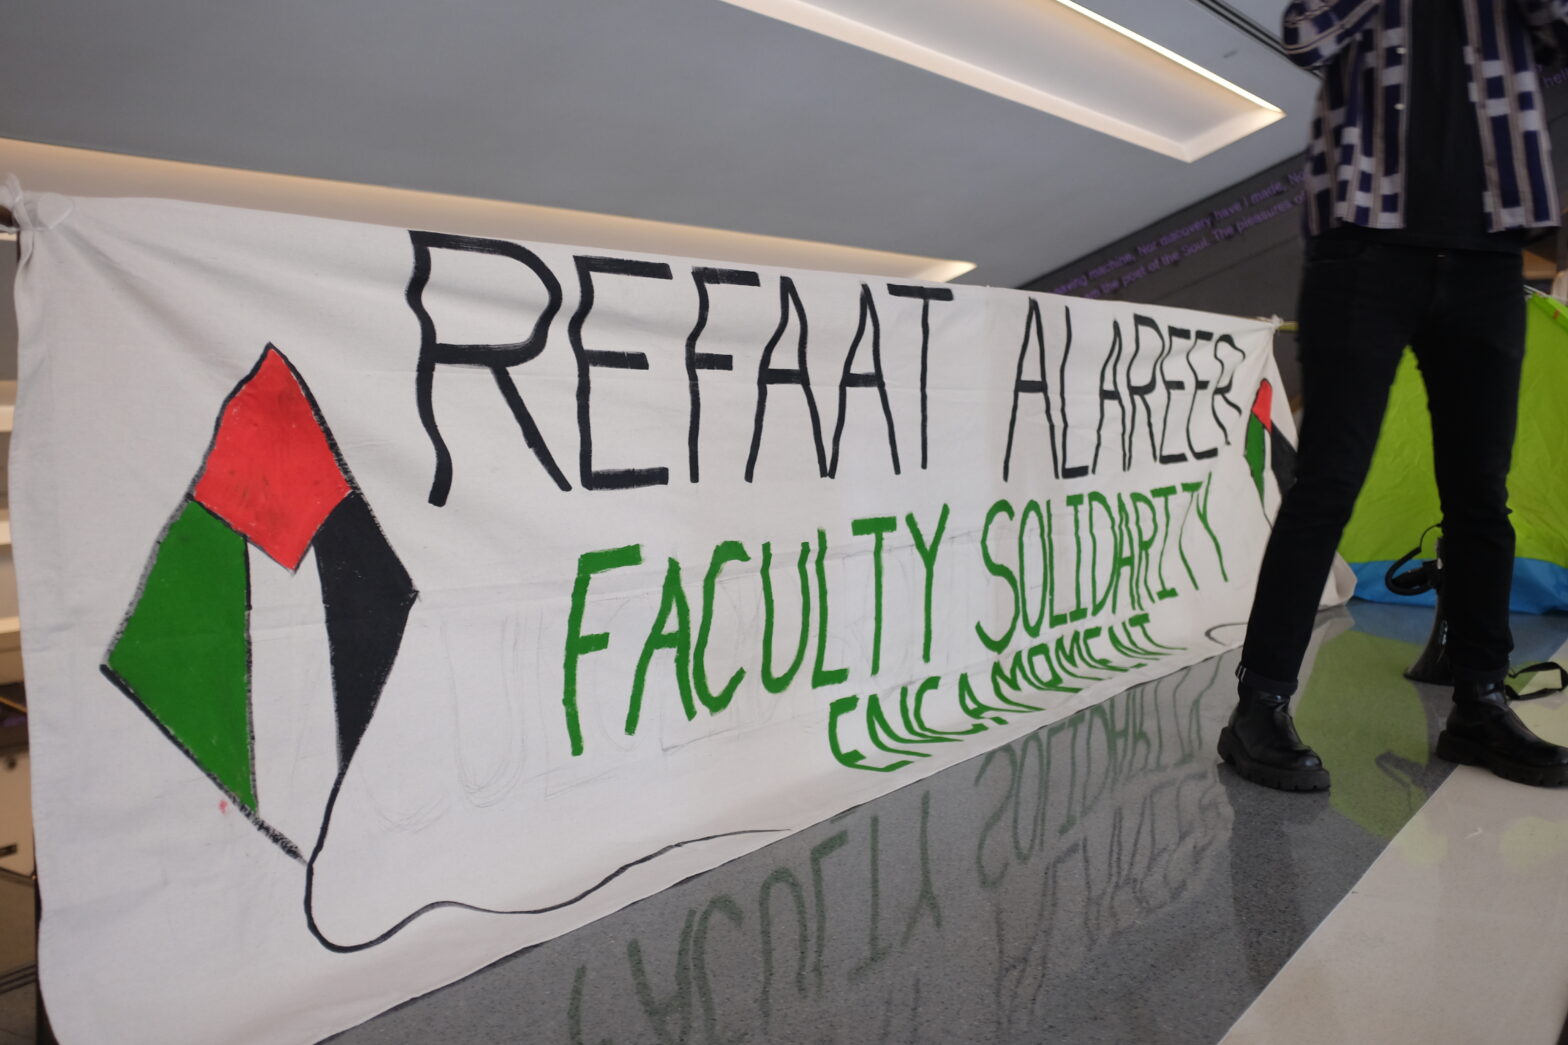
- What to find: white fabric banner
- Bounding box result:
[7,191,1297,1044]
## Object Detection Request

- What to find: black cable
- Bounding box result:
[0,965,36,995]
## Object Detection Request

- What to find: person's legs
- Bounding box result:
[1417,250,1568,787]
[1412,250,1521,680]
[1224,240,1426,791]
[1240,241,1425,689]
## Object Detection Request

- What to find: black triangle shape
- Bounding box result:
[312,492,418,768]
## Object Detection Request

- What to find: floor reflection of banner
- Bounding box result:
[559,649,1239,1045]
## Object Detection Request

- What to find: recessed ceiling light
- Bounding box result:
[717,0,1285,161]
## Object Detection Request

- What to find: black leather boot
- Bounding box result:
[1435,680,1568,787]
[1217,685,1330,792]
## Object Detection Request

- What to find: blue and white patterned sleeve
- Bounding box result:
[1512,0,1568,26]
[1281,0,1383,68]
[1512,0,1568,65]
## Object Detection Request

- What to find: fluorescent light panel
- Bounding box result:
[717,0,1284,161]
[0,138,973,281]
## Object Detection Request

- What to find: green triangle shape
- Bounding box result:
[108,499,254,810]
[1244,415,1267,502]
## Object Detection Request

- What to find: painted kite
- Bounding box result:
[101,346,418,856]
[1245,377,1298,511]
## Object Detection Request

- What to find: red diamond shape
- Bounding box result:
[1250,378,1274,431]
[193,347,351,570]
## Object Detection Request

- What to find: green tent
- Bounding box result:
[1339,292,1568,613]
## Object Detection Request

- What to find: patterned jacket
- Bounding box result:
[1283,0,1568,234]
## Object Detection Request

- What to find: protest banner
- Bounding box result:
[4,189,1295,1043]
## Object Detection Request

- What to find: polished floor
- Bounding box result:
[1224,689,1568,1045]
[324,603,1568,1045]
[7,603,1567,1044]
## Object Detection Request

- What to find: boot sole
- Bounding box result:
[1217,727,1330,792]
[1435,731,1568,788]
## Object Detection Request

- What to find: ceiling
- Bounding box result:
[0,0,1318,287]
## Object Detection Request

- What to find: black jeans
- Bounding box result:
[1239,238,1524,696]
